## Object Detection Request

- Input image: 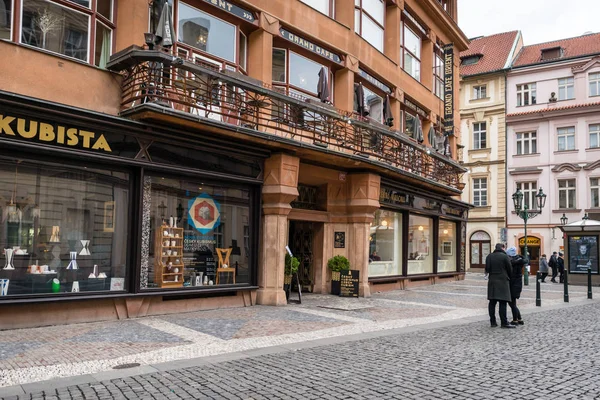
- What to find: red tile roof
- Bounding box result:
[513,32,600,67]
[460,31,520,77]
[507,101,600,117]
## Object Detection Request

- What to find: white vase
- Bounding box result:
[71,281,80,292]
[0,279,9,296]
[49,226,60,243]
[203,274,208,285]
[169,216,174,227]
[79,240,91,256]
[67,251,78,270]
[3,249,15,270]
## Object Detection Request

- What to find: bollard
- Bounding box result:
[588,267,593,300]
[564,268,569,303]
[536,271,541,307]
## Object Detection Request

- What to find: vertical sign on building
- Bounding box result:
[443,43,454,136]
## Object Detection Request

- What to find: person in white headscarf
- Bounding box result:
[506,246,528,325]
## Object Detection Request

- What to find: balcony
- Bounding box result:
[107,47,465,194]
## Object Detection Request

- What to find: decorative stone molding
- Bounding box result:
[572,56,600,74]
[345,54,360,73]
[584,159,600,171]
[551,163,582,172]
[259,12,280,36]
[509,167,543,175]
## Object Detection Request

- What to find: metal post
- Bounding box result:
[588,267,593,300]
[536,271,541,307]
[564,267,569,302]
[523,206,529,286]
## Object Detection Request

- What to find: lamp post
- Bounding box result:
[512,187,547,286]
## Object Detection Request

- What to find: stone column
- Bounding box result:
[256,154,299,306]
[115,0,150,53]
[335,0,355,29]
[384,4,401,63]
[334,62,358,113]
[421,31,435,91]
[248,17,275,84]
[346,173,381,297]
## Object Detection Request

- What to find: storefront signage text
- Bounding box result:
[404,98,428,118]
[358,68,391,94]
[0,115,112,152]
[518,237,541,246]
[201,0,255,22]
[443,43,454,136]
[380,187,413,207]
[279,28,343,64]
[444,206,464,217]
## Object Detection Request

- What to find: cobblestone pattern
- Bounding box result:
[4,302,600,400]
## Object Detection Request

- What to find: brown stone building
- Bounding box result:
[0,0,469,328]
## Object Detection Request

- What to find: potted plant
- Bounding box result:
[284,254,300,289]
[328,255,350,295]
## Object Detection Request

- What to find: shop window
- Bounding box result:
[408,214,433,275]
[0,158,130,297]
[355,0,384,52]
[140,175,253,289]
[0,0,11,40]
[402,25,421,81]
[438,220,456,272]
[369,210,403,277]
[178,2,236,63]
[19,0,114,66]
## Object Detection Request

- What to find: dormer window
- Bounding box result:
[541,46,563,61]
[461,55,481,66]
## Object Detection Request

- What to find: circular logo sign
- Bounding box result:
[187,193,221,234]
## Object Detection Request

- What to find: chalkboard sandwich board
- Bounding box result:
[340,270,359,297]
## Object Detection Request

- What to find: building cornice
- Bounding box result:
[584,160,600,171]
[507,101,600,122]
[509,167,543,175]
[551,163,582,172]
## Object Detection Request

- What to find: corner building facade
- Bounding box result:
[0,0,469,328]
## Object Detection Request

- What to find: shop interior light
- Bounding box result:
[418,225,424,231]
[443,229,448,234]
[6,164,20,223]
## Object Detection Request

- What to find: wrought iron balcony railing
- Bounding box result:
[107,47,465,191]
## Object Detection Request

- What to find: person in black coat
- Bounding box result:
[549,251,559,282]
[558,252,565,283]
[485,243,515,328]
[506,246,528,325]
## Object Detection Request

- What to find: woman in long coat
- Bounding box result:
[506,246,528,325]
[486,244,514,328]
[539,254,549,283]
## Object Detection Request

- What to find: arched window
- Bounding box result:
[470,230,491,269]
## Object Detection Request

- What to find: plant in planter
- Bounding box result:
[327,255,350,295]
[284,254,300,285]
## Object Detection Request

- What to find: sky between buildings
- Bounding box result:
[458,0,599,45]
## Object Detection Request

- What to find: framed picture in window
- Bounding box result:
[104,201,115,232]
[442,241,453,256]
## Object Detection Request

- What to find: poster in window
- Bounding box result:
[442,241,453,256]
[103,201,115,232]
[568,235,598,274]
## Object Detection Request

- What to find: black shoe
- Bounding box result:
[510,321,518,326]
[551,279,557,283]
[501,324,517,329]
[490,323,498,327]
[517,320,524,325]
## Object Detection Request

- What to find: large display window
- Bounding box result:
[369,210,403,277]
[407,214,433,274]
[0,157,130,297]
[140,174,253,290]
[438,219,457,272]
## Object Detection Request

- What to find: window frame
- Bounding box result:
[354,0,385,53]
[516,131,537,155]
[299,0,334,17]
[558,77,574,101]
[516,181,538,210]
[472,85,487,100]
[558,179,576,209]
[402,23,421,81]
[589,72,600,97]
[591,177,599,209]
[271,48,332,100]
[355,79,385,124]
[516,83,537,106]
[472,121,487,150]
[434,51,444,99]
[17,0,114,66]
[590,124,600,149]
[1,0,14,41]
[557,126,576,151]
[472,177,488,207]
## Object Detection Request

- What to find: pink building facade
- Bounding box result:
[506,34,600,269]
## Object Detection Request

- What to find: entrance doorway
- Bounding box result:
[519,236,541,275]
[288,221,315,292]
[470,231,491,269]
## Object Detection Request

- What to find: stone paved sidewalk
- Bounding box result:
[0,273,591,394]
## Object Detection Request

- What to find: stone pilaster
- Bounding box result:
[256,154,300,306]
[248,28,273,85]
[346,173,381,297]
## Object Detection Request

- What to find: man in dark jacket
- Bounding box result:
[558,252,565,283]
[549,251,558,282]
[506,247,528,325]
[485,243,516,328]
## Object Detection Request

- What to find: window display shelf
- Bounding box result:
[154,226,184,288]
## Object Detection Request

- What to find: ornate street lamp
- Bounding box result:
[512,187,546,285]
[560,213,568,226]
[583,213,590,220]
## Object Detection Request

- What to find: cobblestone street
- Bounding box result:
[1,275,598,399]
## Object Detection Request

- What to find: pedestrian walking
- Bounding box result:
[486,243,515,329]
[539,254,549,283]
[558,252,565,283]
[506,246,527,325]
[550,251,558,282]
